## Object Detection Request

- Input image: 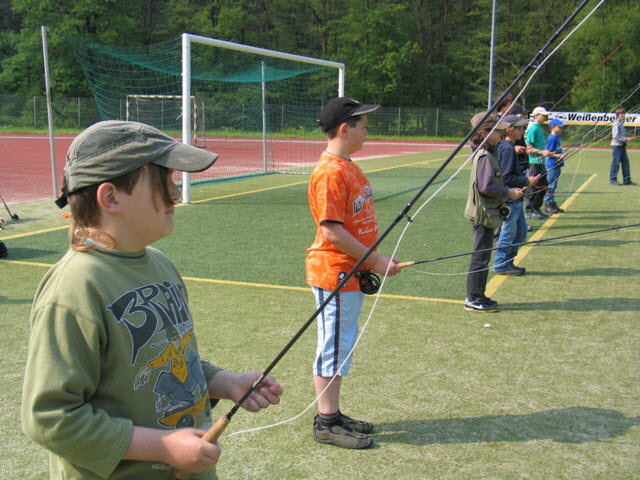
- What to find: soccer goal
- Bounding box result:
[65,33,345,203]
[125,95,206,149]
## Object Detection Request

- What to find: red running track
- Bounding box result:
[0,134,456,205]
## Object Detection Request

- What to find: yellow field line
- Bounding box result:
[1,259,55,268]
[190,152,457,204]
[5,150,459,237]
[1,259,461,305]
[485,173,598,298]
[1,225,67,240]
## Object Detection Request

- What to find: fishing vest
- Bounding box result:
[464,147,506,229]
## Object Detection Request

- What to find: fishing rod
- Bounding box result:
[172,2,595,477]
[398,224,640,269]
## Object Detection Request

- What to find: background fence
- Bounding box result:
[0,95,475,138]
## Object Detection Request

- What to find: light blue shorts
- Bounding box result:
[312,287,365,377]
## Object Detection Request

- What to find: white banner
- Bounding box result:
[551,111,640,127]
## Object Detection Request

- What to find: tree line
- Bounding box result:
[1,0,639,112]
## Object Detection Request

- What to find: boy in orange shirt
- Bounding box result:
[306,97,401,449]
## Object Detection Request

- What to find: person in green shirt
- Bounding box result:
[524,106,553,219]
[22,121,283,479]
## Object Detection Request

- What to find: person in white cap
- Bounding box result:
[525,106,553,219]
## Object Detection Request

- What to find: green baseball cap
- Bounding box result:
[56,121,218,207]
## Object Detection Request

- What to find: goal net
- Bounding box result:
[125,95,205,148]
[65,34,344,202]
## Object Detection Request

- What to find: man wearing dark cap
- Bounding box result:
[306,97,400,449]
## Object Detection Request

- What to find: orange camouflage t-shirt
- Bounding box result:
[305,151,378,292]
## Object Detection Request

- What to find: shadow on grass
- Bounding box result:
[375,406,639,445]
[530,267,639,277]
[0,295,32,305]
[550,239,640,248]
[0,247,59,261]
[499,297,639,312]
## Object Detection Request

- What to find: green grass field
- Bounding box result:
[1,147,638,479]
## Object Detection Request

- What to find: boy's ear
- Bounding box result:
[96,182,122,213]
[337,122,349,137]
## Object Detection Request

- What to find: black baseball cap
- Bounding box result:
[317,97,380,132]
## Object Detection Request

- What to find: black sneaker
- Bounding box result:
[312,415,373,449]
[544,202,563,214]
[544,202,561,214]
[464,298,498,312]
[338,412,374,434]
[494,266,526,276]
[623,181,637,186]
[480,296,498,307]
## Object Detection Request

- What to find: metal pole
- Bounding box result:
[488,0,497,108]
[41,26,58,198]
[181,33,192,204]
[262,61,267,172]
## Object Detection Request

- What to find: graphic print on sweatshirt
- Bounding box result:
[107,281,210,428]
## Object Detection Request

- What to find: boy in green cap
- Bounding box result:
[22,121,283,479]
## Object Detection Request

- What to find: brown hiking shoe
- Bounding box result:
[338,412,374,434]
[312,415,373,449]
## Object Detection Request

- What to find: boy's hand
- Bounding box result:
[371,254,401,277]
[540,149,551,157]
[527,175,537,184]
[215,371,283,412]
[515,145,527,155]
[507,188,523,201]
[161,428,221,473]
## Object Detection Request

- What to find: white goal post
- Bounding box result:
[180,33,345,203]
[125,94,205,148]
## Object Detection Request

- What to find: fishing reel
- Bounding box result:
[498,204,511,221]
[357,270,381,295]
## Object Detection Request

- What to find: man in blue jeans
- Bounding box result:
[494,115,535,276]
[610,109,636,186]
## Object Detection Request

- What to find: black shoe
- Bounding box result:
[464,298,498,312]
[313,415,373,449]
[494,266,526,276]
[338,412,374,434]
[551,201,564,213]
[544,202,562,214]
[0,241,7,258]
[610,180,620,186]
[623,181,637,186]
[480,296,498,307]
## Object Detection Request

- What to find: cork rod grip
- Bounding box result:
[173,416,230,480]
[397,261,416,269]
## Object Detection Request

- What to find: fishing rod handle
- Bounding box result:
[398,261,416,269]
[173,416,230,479]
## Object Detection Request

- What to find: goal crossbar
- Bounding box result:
[180,33,345,203]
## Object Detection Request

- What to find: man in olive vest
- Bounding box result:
[464,112,523,312]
